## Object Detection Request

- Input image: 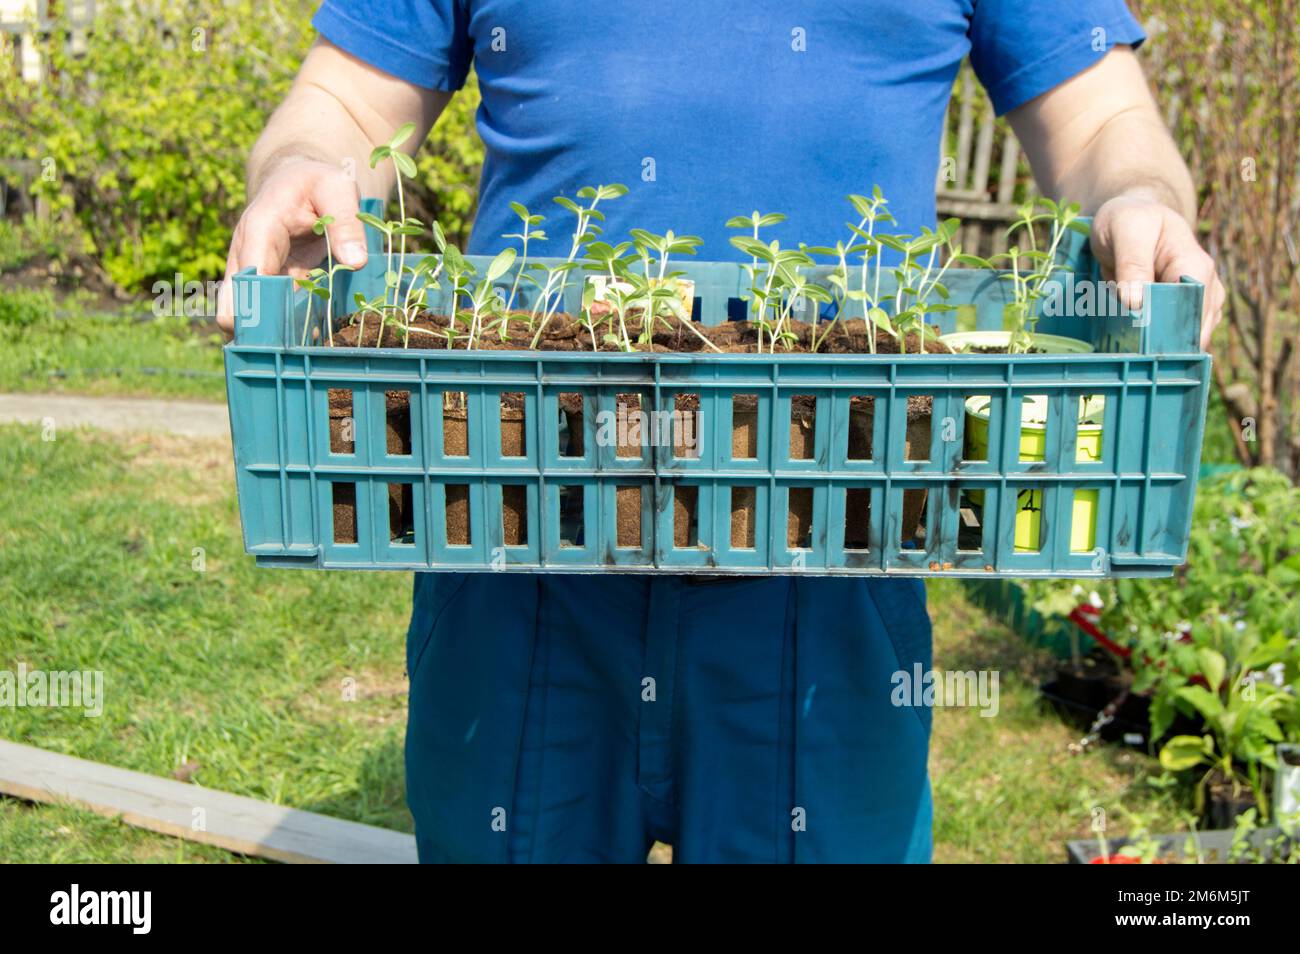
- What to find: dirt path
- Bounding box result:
[0,392,229,440]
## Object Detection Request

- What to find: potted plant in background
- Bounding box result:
[1276,744,1300,837]
[1025,470,1300,827]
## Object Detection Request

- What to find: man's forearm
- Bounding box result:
[247,83,394,200]
[244,39,447,202]
[1051,110,1197,223]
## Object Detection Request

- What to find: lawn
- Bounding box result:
[0,421,1183,862]
[0,290,226,402]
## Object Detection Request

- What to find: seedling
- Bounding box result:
[295,214,354,346]
[503,201,545,314]
[960,197,1088,353]
[529,183,627,347]
[728,217,828,353]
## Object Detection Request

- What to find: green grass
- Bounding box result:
[0,297,226,401]
[0,424,410,861]
[926,579,1185,863]
[0,423,1183,862]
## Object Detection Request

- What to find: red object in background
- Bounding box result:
[1069,604,1130,658]
[1068,605,1210,687]
[1089,854,1165,865]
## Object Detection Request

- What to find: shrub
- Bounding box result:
[1136,1,1300,481]
[0,1,485,293]
[0,287,54,328]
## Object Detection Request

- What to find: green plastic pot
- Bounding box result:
[965,393,1105,553]
[1276,744,1300,838]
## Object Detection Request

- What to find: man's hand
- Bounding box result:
[1090,194,1225,350]
[215,158,368,334]
[1008,47,1223,350]
[214,39,447,335]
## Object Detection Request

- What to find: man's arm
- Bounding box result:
[216,38,449,332]
[1007,46,1224,348]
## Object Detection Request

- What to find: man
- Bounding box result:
[218,0,1222,862]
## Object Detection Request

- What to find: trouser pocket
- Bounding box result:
[406,572,468,680]
[866,578,934,734]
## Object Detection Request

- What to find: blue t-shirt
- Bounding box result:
[313,0,1144,259]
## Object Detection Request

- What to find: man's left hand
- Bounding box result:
[1089,194,1225,350]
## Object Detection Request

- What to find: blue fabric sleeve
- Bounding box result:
[311,0,473,92]
[969,0,1147,115]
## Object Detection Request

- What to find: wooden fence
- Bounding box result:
[936,66,1034,258]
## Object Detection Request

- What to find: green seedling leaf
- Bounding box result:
[356,211,391,234]
[388,121,417,149]
[868,307,895,335]
[485,247,517,283]
[730,236,775,261]
[392,151,418,179]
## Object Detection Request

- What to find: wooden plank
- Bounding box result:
[954,69,976,190]
[992,131,1023,255]
[934,197,1022,221]
[0,739,418,864]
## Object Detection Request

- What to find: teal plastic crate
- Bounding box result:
[224,204,1210,576]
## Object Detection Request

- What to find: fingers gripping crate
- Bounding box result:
[224,217,1211,578]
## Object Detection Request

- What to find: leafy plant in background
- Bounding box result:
[1026,469,1300,816]
[1156,635,1293,818]
[0,288,53,330]
[1135,0,1300,480]
[0,2,317,289]
[0,2,484,294]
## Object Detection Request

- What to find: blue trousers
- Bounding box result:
[404,574,933,863]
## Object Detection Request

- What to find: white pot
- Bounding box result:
[939,330,1094,354]
[1275,744,1300,836]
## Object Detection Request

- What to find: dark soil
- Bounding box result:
[330,311,952,356]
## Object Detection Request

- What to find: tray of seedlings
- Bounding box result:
[225,126,1211,576]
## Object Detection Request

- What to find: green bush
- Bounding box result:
[0,288,54,328]
[0,2,484,293]
[0,213,94,274]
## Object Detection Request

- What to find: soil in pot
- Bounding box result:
[1207,774,1260,830]
[1051,649,1125,711]
[441,391,528,546]
[329,388,412,545]
[331,311,949,357]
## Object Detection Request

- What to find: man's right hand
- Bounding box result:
[215,158,369,335]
